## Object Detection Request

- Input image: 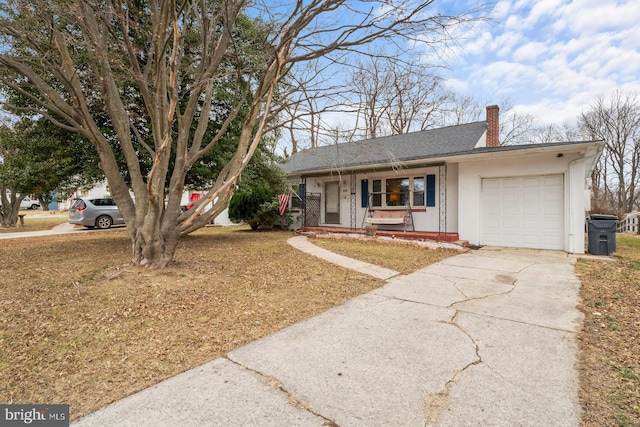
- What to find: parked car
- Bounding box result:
[0,196,41,210]
[68,197,124,229]
[20,197,40,210]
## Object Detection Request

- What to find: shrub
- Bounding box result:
[228,187,272,229]
[250,200,292,230]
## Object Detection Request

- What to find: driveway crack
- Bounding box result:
[224,356,340,427]
[446,276,518,309]
[424,310,482,427]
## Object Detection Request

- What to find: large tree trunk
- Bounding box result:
[0,187,22,228]
[132,221,181,268]
[0,209,19,228]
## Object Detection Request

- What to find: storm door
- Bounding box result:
[324,181,340,224]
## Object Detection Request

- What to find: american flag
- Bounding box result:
[278,194,290,216]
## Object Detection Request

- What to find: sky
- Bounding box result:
[439,0,640,126]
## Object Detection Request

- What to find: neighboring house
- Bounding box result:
[280,106,604,254]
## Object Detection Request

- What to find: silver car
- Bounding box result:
[69,197,125,229]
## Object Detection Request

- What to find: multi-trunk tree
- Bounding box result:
[0,0,482,267]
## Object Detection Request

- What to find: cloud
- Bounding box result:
[520,0,563,29]
[553,0,640,35]
[512,41,547,62]
[442,0,640,126]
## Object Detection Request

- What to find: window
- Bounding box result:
[372,179,382,207]
[413,177,425,206]
[291,183,305,210]
[386,178,409,206]
[90,198,115,206]
[365,175,434,208]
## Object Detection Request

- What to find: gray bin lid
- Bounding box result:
[589,214,618,221]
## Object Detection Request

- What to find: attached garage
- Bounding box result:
[480,175,564,250]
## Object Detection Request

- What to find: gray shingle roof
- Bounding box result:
[280,121,487,175]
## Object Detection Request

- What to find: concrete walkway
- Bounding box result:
[73,237,584,427]
[0,221,91,239]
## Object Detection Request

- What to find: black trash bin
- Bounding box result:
[587,214,618,255]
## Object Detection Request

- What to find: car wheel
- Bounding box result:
[30,204,38,210]
[95,215,113,229]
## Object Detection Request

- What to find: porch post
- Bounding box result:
[350,171,356,230]
[302,177,307,227]
[439,164,447,236]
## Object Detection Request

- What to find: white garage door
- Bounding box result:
[480,175,564,250]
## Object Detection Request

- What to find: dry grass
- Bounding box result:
[0,211,67,233]
[576,234,640,427]
[0,226,457,421]
[310,234,461,275]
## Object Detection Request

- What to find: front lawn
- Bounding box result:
[0,227,455,421]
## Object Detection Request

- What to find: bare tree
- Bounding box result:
[0,0,482,267]
[350,56,392,139]
[442,95,536,145]
[441,94,484,125]
[530,123,582,144]
[384,65,451,135]
[580,90,640,214]
[499,102,536,145]
[275,61,348,153]
[347,56,451,139]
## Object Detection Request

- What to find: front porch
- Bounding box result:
[296,226,463,244]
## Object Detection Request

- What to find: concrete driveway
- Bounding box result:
[74,236,583,426]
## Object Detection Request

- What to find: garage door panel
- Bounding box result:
[544,175,563,186]
[502,234,520,244]
[483,179,501,190]
[545,191,563,201]
[502,178,520,188]
[522,235,542,245]
[502,218,520,229]
[503,192,519,201]
[522,219,540,230]
[545,219,563,229]
[544,205,563,215]
[502,207,520,216]
[481,175,564,250]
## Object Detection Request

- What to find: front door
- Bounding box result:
[324,181,340,224]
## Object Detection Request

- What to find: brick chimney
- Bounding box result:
[486,105,500,147]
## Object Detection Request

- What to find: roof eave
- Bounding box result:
[283,141,605,177]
